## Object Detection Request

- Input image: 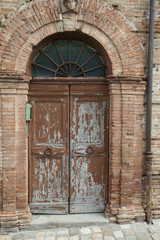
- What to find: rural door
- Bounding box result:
[29,83,108,214]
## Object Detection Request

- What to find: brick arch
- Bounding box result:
[0,0,144,77]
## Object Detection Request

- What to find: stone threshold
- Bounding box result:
[30,213,109,229]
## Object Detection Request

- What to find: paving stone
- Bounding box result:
[125,237,137,240]
[113,231,124,238]
[152,219,160,227]
[37,232,45,237]
[104,231,114,237]
[92,227,102,233]
[80,228,91,235]
[104,236,115,240]
[122,229,134,236]
[57,230,69,236]
[92,238,103,240]
[135,232,152,240]
[103,226,114,237]
[70,236,79,240]
[111,224,121,231]
[56,237,69,240]
[45,231,56,236]
[2,220,160,240]
[103,226,113,231]
[80,236,92,240]
[92,232,103,238]
[69,228,80,236]
[12,235,24,240]
[0,236,12,240]
[147,226,154,234]
[151,233,160,240]
[131,223,148,232]
[23,236,36,240]
[24,239,35,240]
[148,224,160,233]
[45,236,55,240]
[24,233,37,239]
[23,231,38,240]
[121,224,131,230]
[115,238,125,240]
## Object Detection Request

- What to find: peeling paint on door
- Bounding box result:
[29,85,69,214]
[70,85,108,213]
[29,83,108,214]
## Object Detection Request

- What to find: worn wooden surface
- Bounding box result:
[29,83,108,214]
[29,85,69,214]
[70,85,108,213]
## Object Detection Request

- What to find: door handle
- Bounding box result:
[44,148,52,156]
[86,146,94,154]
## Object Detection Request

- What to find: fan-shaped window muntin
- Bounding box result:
[32,40,107,77]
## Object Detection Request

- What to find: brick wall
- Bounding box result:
[0,0,160,229]
[0,0,30,22]
[0,76,31,232]
[106,79,146,223]
[0,93,2,211]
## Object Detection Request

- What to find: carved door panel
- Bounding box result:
[29,85,69,214]
[70,84,108,213]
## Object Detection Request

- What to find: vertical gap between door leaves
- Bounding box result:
[68,84,71,214]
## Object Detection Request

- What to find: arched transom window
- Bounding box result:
[32,40,107,77]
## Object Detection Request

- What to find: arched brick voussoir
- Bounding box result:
[78,23,123,75]
[77,1,145,76]
[0,0,60,71]
[15,21,123,75]
[15,22,64,73]
[1,0,144,76]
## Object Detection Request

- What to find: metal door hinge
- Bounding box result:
[26,103,32,121]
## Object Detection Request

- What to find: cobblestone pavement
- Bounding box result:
[0,219,160,240]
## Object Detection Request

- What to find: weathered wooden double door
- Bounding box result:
[29,83,108,214]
